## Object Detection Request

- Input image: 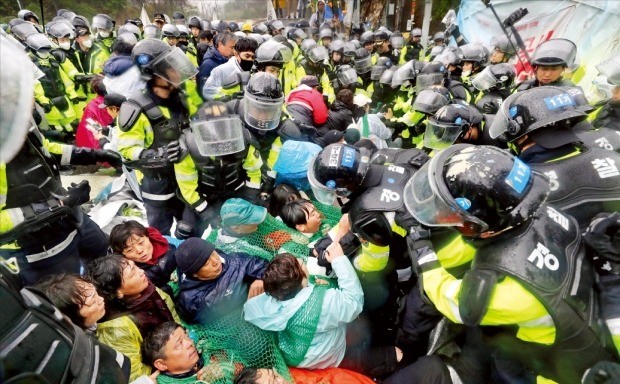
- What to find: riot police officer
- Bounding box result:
[400,144,615,383]
[516,38,577,91]
[471,62,515,114]
[116,38,198,235]
[173,101,263,238]
[489,86,620,229]
[402,28,423,63]
[0,35,119,285]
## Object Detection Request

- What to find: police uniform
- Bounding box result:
[117,88,194,235]
[0,128,109,284]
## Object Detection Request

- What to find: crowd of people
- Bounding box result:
[1,4,619,384]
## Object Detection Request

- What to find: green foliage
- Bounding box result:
[432,0,462,22]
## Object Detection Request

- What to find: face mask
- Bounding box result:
[59,41,71,50]
[98,31,110,38]
[462,70,472,77]
[36,50,50,59]
[240,59,254,72]
[82,38,93,49]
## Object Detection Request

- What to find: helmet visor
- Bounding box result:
[416,73,444,92]
[92,15,113,30]
[403,155,488,230]
[488,92,520,140]
[338,67,358,86]
[370,65,387,81]
[151,47,198,86]
[471,67,498,91]
[390,36,405,49]
[308,46,328,63]
[191,116,245,157]
[596,54,620,86]
[27,33,52,50]
[423,120,463,150]
[307,154,352,205]
[355,56,372,74]
[243,92,283,131]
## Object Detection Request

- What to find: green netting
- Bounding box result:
[277,285,328,366]
[158,303,292,384]
[206,200,342,263]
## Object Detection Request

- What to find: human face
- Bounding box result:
[190,26,200,37]
[158,327,200,374]
[106,106,120,119]
[318,2,325,11]
[167,37,178,46]
[412,36,421,43]
[364,42,374,54]
[218,39,236,58]
[78,282,106,327]
[195,251,224,280]
[255,368,289,384]
[536,65,565,84]
[332,51,342,63]
[118,260,149,298]
[490,48,506,64]
[264,65,281,77]
[612,86,620,101]
[238,50,256,61]
[122,234,154,263]
[300,204,322,234]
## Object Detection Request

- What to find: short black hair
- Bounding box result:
[280,199,313,230]
[87,254,127,301]
[35,274,92,329]
[235,37,258,53]
[109,220,148,254]
[199,30,213,41]
[142,321,182,366]
[111,40,134,55]
[268,183,301,217]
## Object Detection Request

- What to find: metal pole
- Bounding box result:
[16,0,22,10]
[421,0,432,47]
[39,0,45,28]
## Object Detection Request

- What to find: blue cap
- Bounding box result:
[220,198,267,227]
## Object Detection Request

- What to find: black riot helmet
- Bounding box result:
[416,61,447,91]
[490,34,517,56]
[457,43,490,69]
[18,9,39,24]
[243,72,284,131]
[354,47,372,74]
[300,38,317,56]
[360,31,374,46]
[132,38,197,85]
[307,45,328,65]
[308,144,371,204]
[374,30,389,44]
[143,24,162,39]
[595,54,620,86]
[531,38,577,68]
[336,64,358,87]
[287,27,307,43]
[404,144,550,237]
[47,21,76,40]
[379,66,398,88]
[228,22,240,32]
[328,39,345,54]
[433,31,446,44]
[72,15,91,35]
[424,104,483,150]
[162,24,180,38]
[9,19,38,42]
[412,85,452,115]
[410,28,422,38]
[471,63,516,91]
[188,16,202,30]
[370,56,392,81]
[255,39,292,68]
[489,86,588,143]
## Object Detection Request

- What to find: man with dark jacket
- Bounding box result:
[324,89,355,132]
[175,238,267,324]
[197,31,237,94]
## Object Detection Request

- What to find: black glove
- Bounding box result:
[71,96,88,103]
[482,101,499,114]
[40,103,52,113]
[584,212,620,272]
[312,236,335,275]
[445,24,460,38]
[51,96,69,111]
[74,74,94,84]
[582,361,620,384]
[165,140,181,163]
[94,149,122,167]
[51,180,91,207]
